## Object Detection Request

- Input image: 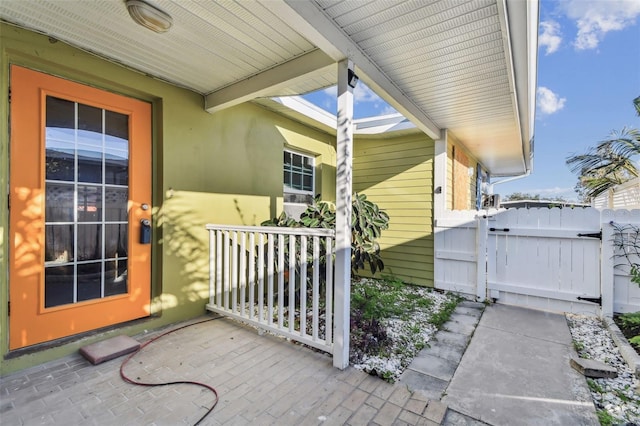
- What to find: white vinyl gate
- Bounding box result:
[435,207,640,315]
[485,208,602,315]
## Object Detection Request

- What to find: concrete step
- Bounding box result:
[570,357,618,379]
[79,335,140,365]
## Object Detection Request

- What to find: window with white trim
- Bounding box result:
[283,150,315,212]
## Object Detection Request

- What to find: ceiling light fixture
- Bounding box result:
[126,0,173,33]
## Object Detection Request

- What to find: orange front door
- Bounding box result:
[9,65,152,350]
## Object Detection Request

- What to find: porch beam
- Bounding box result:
[272,0,441,140]
[204,49,334,114]
[333,59,354,370]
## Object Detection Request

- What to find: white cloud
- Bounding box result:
[321,83,395,116]
[539,20,562,55]
[353,84,380,103]
[537,87,566,115]
[562,0,640,50]
[323,83,384,105]
[380,105,398,115]
[323,86,337,97]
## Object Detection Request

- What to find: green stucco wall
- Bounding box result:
[0,24,336,374]
[353,134,435,286]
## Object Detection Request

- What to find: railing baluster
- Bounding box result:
[300,236,307,337]
[231,231,238,314]
[288,235,296,333]
[209,230,216,305]
[248,232,255,320]
[223,231,230,311]
[267,234,274,326]
[216,231,222,308]
[312,236,319,340]
[258,233,265,323]
[325,236,333,346]
[278,234,285,329]
[239,232,246,317]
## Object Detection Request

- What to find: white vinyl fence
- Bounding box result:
[435,208,640,316]
[592,177,640,209]
[205,224,335,353]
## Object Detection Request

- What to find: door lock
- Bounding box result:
[140,219,151,244]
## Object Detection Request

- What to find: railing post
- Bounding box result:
[600,211,615,318]
[333,59,354,369]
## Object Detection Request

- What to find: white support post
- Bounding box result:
[434,130,448,221]
[600,214,615,318]
[333,59,354,369]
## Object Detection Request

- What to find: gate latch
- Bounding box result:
[577,231,602,239]
[577,296,602,305]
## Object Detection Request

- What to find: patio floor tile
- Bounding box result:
[1,316,440,425]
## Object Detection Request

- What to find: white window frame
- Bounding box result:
[283,149,315,196]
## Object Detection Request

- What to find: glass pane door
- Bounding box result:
[44,96,130,308]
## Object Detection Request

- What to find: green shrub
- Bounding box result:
[262,193,390,275]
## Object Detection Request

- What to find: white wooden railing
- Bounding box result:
[205,224,336,353]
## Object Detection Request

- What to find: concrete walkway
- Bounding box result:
[440,304,599,426]
[400,301,485,402]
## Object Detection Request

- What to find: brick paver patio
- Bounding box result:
[1,316,445,425]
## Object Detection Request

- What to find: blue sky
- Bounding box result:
[302,0,640,202]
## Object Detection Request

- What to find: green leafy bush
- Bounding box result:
[617,312,640,350]
[262,193,390,275]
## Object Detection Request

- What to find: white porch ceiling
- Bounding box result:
[0,0,537,176]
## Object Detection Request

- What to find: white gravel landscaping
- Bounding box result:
[350,277,460,382]
[566,313,640,425]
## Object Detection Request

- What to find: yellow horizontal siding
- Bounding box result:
[380,243,434,255]
[382,251,432,264]
[386,220,432,229]
[354,169,432,185]
[380,236,434,247]
[383,210,433,219]
[355,138,431,154]
[353,145,429,161]
[354,135,435,286]
[353,156,433,172]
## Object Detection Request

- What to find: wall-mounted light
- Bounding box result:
[126,0,173,33]
[348,69,359,88]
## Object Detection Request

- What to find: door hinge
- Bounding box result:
[577,231,602,239]
[7,301,9,317]
[577,296,602,305]
[8,88,10,103]
[489,227,510,232]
